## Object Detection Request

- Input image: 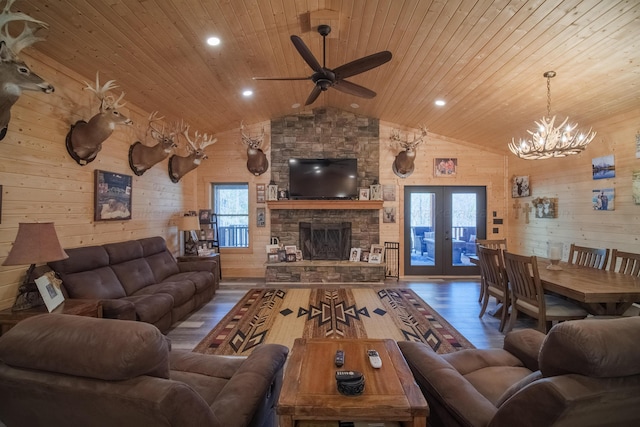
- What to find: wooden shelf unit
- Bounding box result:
[267,200,383,210]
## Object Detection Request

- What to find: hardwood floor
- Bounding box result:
[166,277,537,350]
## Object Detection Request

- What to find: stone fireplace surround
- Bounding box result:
[269,108,381,253]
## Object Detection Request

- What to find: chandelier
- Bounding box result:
[509,71,596,160]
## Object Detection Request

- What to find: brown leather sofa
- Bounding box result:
[48,236,219,332]
[0,314,288,427]
[399,316,640,427]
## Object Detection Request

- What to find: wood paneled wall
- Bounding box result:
[199,119,508,278]
[508,112,640,260]
[0,51,196,310]
[378,122,507,275]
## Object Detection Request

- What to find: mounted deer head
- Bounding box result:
[128,111,177,176]
[168,123,216,183]
[0,0,54,140]
[240,121,269,176]
[390,126,428,178]
[65,72,133,165]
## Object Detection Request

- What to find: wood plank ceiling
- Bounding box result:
[17,0,640,154]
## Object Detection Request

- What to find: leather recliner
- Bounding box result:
[0,314,288,427]
[399,316,640,427]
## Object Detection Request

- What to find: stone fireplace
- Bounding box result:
[269,108,381,252]
[300,222,351,260]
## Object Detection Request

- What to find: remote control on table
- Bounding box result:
[367,349,382,368]
[335,370,363,381]
[335,350,344,367]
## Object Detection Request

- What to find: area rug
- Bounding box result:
[193,288,474,356]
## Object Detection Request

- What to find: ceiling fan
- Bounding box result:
[253,25,392,106]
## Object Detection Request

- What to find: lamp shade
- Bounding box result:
[3,223,69,266]
[178,216,201,231]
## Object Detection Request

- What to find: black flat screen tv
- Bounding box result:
[288,158,358,200]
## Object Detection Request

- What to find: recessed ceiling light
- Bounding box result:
[206,36,221,46]
[242,89,253,97]
[292,103,301,108]
[350,103,360,109]
[435,99,446,106]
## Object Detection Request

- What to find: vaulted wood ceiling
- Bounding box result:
[19,0,640,154]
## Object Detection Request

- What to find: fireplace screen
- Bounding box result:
[299,222,351,260]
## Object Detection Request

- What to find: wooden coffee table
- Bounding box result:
[278,338,428,427]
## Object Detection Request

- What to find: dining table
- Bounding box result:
[536,258,640,315]
[470,255,640,316]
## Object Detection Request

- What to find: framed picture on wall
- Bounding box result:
[199,209,212,224]
[256,183,266,203]
[257,207,266,227]
[592,155,615,180]
[94,170,132,221]
[592,188,614,211]
[434,158,457,177]
[511,175,530,198]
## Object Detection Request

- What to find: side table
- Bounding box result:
[0,299,103,336]
[177,252,222,281]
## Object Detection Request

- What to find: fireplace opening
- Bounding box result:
[299,222,351,260]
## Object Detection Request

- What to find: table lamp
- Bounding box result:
[179,215,201,256]
[2,223,69,311]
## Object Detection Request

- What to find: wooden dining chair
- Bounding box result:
[568,243,610,270]
[475,239,507,302]
[477,245,510,332]
[503,251,588,333]
[609,249,640,277]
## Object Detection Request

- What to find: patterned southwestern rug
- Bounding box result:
[193,288,474,356]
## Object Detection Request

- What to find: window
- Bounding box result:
[212,183,249,248]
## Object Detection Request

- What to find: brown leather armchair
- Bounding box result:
[399,316,640,427]
[0,314,288,427]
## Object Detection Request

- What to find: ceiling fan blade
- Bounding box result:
[333,51,392,79]
[290,35,323,72]
[253,76,311,81]
[304,85,323,106]
[333,80,377,99]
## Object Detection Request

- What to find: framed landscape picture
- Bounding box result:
[592,155,615,180]
[94,170,132,221]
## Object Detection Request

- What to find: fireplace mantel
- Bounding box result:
[267,200,383,210]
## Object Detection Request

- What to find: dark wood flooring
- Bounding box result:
[166,278,537,350]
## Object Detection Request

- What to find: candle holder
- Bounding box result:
[547,241,563,270]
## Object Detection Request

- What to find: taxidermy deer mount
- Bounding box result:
[65,72,132,165]
[168,123,216,183]
[240,121,268,176]
[128,111,177,176]
[390,126,428,178]
[0,0,54,140]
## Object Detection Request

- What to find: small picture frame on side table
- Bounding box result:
[35,271,65,312]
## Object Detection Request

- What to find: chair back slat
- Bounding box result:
[503,251,542,309]
[476,239,507,250]
[610,249,640,277]
[568,244,610,270]
[477,245,507,293]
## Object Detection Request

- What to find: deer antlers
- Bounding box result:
[83,72,126,112]
[390,125,428,151]
[181,122,217,154]
[0,0,48,60]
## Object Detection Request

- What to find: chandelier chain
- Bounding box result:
[546,75,552,118]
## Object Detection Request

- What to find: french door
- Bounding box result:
[404,186,486,275]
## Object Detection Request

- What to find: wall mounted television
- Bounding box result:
[288,158,358,200]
